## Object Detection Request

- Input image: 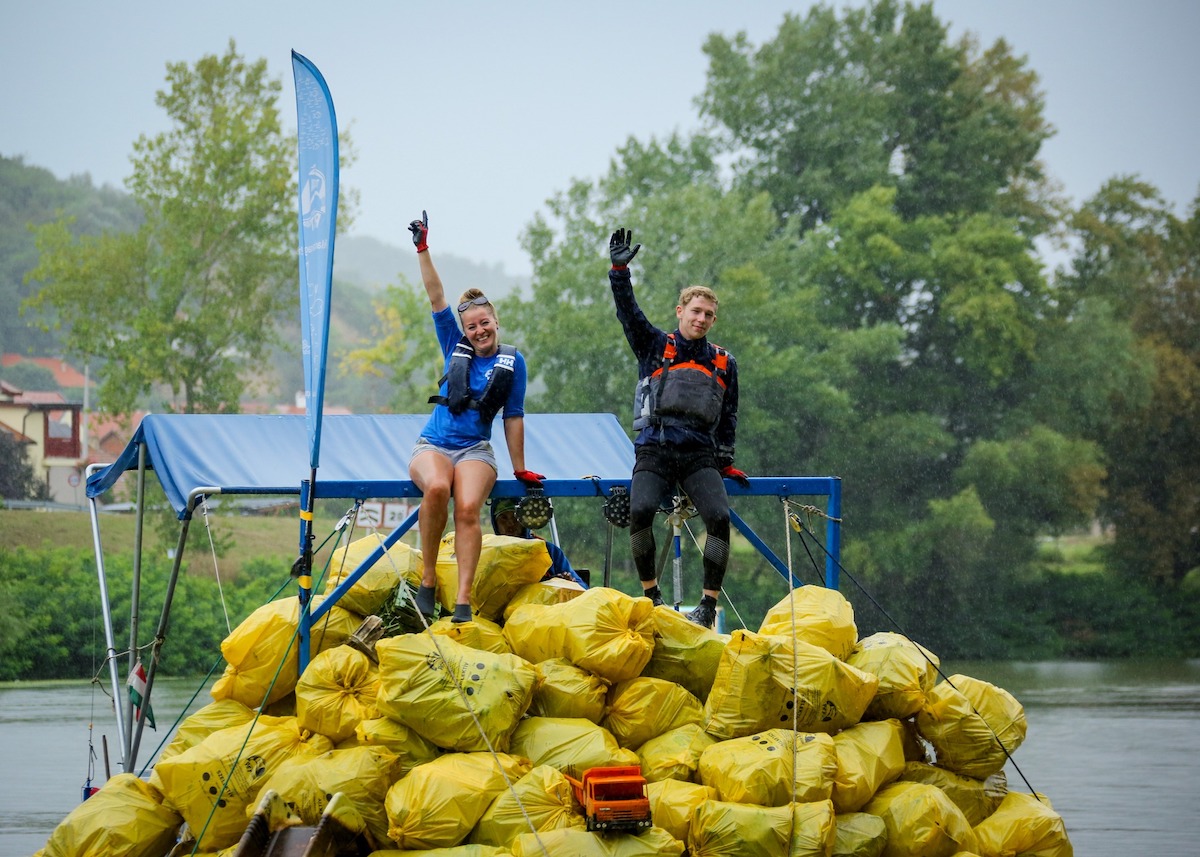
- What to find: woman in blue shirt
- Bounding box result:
[407,211,543,623]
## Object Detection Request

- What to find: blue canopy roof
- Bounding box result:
[88,413,639,518]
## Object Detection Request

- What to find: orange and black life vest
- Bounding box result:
[632,333,729,433]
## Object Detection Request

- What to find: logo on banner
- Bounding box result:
[301,165,327,231]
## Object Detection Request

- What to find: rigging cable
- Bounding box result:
[782,499,1043,801]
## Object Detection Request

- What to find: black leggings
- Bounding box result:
[629,447,731,592]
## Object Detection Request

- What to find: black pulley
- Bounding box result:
[603,485,631,528]
[515,487,554,529]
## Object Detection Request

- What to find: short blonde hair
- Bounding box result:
[679,285,718,310]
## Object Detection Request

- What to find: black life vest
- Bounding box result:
[429,337,518,424]
[632,333,729,433]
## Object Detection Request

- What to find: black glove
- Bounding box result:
[609,228,641,268]
[409,210,429,253]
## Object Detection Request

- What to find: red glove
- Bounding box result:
[408,209,429,253]
[514,469,545,488]
[721,465,750,488]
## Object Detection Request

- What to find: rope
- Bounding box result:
[782,498,800,851]
[200,497,232,634]
[784,506,1043,800]
[375,519,549,857]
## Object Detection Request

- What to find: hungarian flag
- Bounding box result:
[127,661,156,730]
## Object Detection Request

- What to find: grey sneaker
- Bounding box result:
[686,599,717,629]
[643,585,665,607]
[451,603,473,624]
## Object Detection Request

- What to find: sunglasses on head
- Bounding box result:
[457,295,490,313]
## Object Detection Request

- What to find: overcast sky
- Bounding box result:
[4,1,1198,278]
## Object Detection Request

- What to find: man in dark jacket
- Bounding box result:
[607,227,749,629]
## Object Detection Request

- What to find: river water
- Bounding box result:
[3,659,1199,856]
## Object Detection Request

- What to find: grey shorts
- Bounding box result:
[411,438,498,471]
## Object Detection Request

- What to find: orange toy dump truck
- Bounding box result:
[565,765,653,833]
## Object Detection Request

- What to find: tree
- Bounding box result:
[1062,179,1200,587]
[339,281,445,413]
[0,431,44,500]
[698,0,1057,234]
[25,42,306,415]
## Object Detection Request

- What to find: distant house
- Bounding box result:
[0,378,84,503]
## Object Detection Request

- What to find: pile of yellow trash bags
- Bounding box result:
[35,533,1073,857]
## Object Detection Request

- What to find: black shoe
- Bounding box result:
[451,603,473,624]
[687,598,717,629]
[414,584,437,621]
[643,585,665,607]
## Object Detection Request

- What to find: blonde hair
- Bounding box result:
[457,288,497,320]
[679,285,718,310]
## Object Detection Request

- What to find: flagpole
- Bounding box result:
[290,50,339,672]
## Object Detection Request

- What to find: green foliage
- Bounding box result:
[0,359,58,392]
[0,155,142,356]
[338,280,444,412]
[0,544,294,681]
[0,431,45,500]
[24,42,303,416]
[956,426,1106,538]
[698,0,1055,231]
[1061,179,1200,587]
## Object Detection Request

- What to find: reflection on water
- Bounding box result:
[948,659,1200,856]
[3,662,1199,856]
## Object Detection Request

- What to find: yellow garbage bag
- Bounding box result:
[503,576,587,621]
[324,533,420,615]
[637,723,716,783]
[530,658,608,722]
[508,716,636,777]
[640,604,725,703]
[368,847,511,857]
[157,698,256,763]
[602,676,704,750]
[832,720,906,813]
[384,752,531,850]
[833,811,888,857]
[972,791,1073,857]
[898,761,1006,826]
[703,630,878,740]
[917,674,1026,779]
[36,773,181,857]
[296,645,379,743]
[647,778,716,842]
[505,587,655,683]
[758,585,859,660]
[436,533,554,622]
[468,764,586,847]
[848,632,940,720]
[510,826,684,856]
[346,715,441,772]
[253,745,403,850]
[862,781,978,857]
[376,633,537,752]
[429,613,513,654]
[698,730,837,806]
[152,715,333,852]
[687,799,837,857]
[211,595,362,707]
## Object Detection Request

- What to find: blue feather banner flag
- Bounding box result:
[291,50,339,469]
